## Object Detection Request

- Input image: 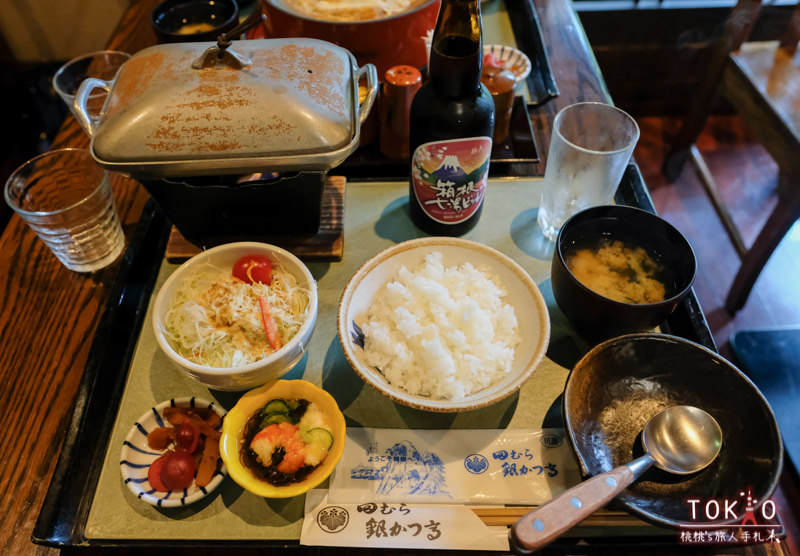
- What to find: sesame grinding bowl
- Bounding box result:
[337,237,550,413]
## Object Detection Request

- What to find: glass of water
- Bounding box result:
[4,148,125,272]
[53,50,130,124]
[537,102,640,240]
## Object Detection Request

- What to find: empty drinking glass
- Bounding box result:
[537,102,640,240]
[4,148,125,272]
[53,50,131,124]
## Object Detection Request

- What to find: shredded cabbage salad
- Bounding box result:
[162,262,310,367]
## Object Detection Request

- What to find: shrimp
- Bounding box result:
[250,421,306,474]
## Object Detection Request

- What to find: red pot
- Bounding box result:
[250,0,441,77]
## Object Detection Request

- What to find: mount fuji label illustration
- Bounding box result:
[349,439,451,497]
[329,428,580,505]
[411,137,492,225]
[434,155,468,182]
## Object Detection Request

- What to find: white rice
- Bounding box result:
[361,251,520,400]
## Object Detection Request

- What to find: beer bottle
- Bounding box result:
[408,0,495,236]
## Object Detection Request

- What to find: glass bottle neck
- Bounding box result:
[429,0,483,98]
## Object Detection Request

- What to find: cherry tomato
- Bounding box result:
[232,254,272,285]
[148,452,172,492]
[160,450,196,490]
[175,420,200,454]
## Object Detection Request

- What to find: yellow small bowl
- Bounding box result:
[220,379,346,498]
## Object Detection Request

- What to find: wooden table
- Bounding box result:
[0,0,796,554]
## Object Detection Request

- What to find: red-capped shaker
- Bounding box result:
[379,65,422,159]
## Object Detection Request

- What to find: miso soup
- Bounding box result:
[565,237,667,304]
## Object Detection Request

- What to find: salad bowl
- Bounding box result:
[152,242,318,391]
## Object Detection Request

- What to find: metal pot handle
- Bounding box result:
[356,63,378,128]
[74,77,110,138]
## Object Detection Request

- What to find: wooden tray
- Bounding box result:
[165,176,345,263]
[33,169,718,552]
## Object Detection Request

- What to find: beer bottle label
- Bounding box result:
[411,137,492,225]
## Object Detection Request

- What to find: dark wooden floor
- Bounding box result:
[634,113,800,361]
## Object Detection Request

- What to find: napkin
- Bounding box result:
[301,489,509,551]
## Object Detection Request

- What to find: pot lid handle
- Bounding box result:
[191,13,267,70]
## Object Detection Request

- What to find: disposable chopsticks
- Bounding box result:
[470,506,651,528]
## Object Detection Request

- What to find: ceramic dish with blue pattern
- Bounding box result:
[120,397,227,507]
[483,44,532,83]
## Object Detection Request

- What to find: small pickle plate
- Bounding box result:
[120,397,227,508]
[484,44,532,82]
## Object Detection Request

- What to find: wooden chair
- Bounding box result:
[663,0,800,314]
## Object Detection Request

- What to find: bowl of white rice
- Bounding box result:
[337,237,550,412]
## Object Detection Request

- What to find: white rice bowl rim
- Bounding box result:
[152,241,318,377]
[337,237,550,412]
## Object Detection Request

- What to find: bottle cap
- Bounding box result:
[385,65,422,87]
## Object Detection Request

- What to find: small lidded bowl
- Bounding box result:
[152,242,318,391]
[220,379,346,498]
[151,0,240,43]
[552,205,697,342]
